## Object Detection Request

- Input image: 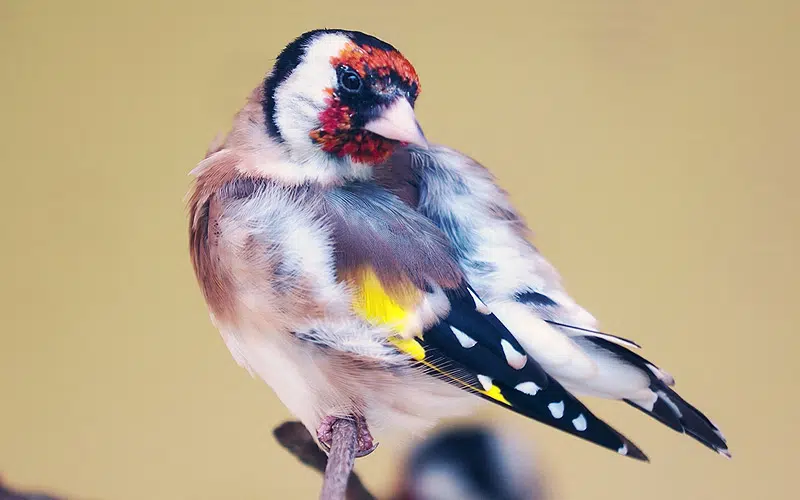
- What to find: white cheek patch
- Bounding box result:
[272,33,349,159]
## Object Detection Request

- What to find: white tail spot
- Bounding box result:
[618,444,628,456]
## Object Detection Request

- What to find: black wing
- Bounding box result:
[392,285,648,461]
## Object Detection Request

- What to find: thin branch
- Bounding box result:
[319,418,358,500]
[272,421,376,500]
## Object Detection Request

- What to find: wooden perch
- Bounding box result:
[319,419,358,500]
[272,421,376,500]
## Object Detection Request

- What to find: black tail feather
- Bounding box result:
[658,386,729,456]
[625,397,683,433]
[586,337,730,457]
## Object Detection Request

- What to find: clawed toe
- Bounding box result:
[354,440,378,457]
[315,415,378,458]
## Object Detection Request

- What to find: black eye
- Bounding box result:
[339,69,362,93]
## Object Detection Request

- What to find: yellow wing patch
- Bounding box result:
[389,336,426,361]
[346,267,512,407]
[348,266,421,332]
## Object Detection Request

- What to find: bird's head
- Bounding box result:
[263,29,426,171]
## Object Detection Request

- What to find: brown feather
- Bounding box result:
[188,159,241,324]
[187,85,279,324]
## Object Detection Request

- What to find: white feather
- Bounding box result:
[488,300,598,379]
[559,339,652,399]
[219,320,480,442]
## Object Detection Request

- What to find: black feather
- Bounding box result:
[415,331,648,462]
[409,287,649,462]
[584,337,730,456]
[425,323,545,389]
[496,378,649,461]
[445,286,534,371]
[515,290,558,307]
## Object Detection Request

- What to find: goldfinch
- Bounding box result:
[188,28,729,461]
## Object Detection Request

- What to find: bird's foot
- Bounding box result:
[316,415,378,458]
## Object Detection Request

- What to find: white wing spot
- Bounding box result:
[500,339,528,369]
[547,401,565,419]
[450,326,477,348]
[468,288,491,314]
[618,444,628,456]
[514,381,540,396]
[572,414,587,431]
[477,375,494,391]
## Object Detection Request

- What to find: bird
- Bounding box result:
[187,28,729,462]
[390,425,544,500]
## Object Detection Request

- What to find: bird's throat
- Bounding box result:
[309,91,397,164]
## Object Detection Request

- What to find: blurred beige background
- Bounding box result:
[1,0,798,498]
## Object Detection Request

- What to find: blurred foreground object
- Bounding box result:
[390,425,543,500]
[275,421,543,500]
[0,476,64,500]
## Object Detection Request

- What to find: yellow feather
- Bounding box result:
[389,337,426,361]
[350,267,420,331]
[349,267,513,408]
[482,384,512,405]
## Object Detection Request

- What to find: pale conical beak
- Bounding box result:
[363,98,428,149]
